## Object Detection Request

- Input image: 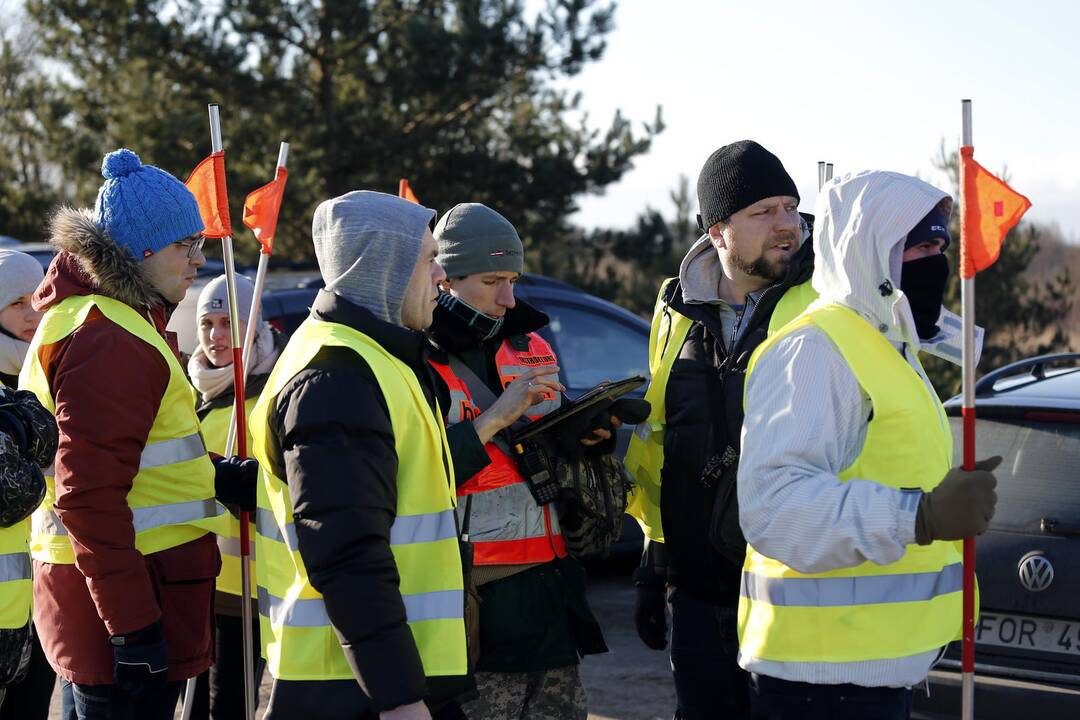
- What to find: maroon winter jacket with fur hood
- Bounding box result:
[28,208,219,685]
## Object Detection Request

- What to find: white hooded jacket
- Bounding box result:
[737,171,951,687]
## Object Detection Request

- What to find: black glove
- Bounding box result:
[111,621,168,695]
[0,432,46,528]
[632,566,668,650]
[915,456,1001,545]
[0,389,58,469]
[213,456,259,512]
[609,398,651,426]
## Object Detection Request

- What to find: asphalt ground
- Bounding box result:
[45,556,677,719]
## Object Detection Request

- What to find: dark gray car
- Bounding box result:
[913,353,1080,719]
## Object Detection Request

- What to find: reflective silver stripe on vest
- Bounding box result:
[43,434,203,475]
[218,535,255,559]
[0,552,31,583]
[139,433,206,469]
[37,498,222,537]
[458,482,554,543]
[446,390,471,425]
[259,585,462,628]
[402,589,463,621]
[36,509,67,537]
[255,508,298,552]
[390,510,457,546]
[740,562,963,607]
[132,499,224,532]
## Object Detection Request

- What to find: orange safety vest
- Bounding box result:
[430,333,567,566]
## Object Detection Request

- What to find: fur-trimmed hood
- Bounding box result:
[34,207,163,312]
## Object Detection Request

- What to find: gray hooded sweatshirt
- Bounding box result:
[737,171,951,688]
[312,190,435,327]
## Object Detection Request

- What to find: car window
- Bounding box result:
[540,301,649,390]
[950,416,1080,530]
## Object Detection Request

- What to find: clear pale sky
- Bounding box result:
[563,0,1080,241]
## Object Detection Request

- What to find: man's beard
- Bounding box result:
[728,242,794,282]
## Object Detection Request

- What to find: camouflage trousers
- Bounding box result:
[461,666,587,720]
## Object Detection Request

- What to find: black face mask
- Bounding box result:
[900,253,950,340]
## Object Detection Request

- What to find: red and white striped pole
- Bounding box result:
[209,103,256,720]
[959,97,977,720]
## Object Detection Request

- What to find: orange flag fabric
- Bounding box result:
[185,151,232,238]
[243,167,289,254]
[399,178,420,204]
[960,146,1032,278]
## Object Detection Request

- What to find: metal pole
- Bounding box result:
[817,161,826,191]
[225,140,290,455]
[960,97,976,720]
[825,163,834,182]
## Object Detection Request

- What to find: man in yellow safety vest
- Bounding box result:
[736,170,1000,719]
[250,190,469,720]
[21,148,255,719]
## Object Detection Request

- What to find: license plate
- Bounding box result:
[976,611,1080,657]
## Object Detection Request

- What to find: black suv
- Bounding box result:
[913,353,1080,719]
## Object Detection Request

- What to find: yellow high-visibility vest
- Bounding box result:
[20,294,229,565]
[738,303,962,663]
[201,398,258,598]
[0,380,31,630]
[624,278,817,542]
[250,317,467,680]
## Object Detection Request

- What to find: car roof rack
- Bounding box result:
[974,352,1080,397]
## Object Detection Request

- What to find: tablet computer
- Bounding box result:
[509,375,646,445]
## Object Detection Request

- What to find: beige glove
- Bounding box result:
[914,456,1002,545]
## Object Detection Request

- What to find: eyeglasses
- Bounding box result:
[175,237,206,259]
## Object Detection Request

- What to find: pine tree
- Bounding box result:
[17,0,661,262]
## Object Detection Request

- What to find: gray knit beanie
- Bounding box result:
[434,203,523,278]
[197,274,260,324]
[0,250,44,310]
[312,190,436,326]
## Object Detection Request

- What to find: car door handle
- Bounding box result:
[1040,518,1080,538]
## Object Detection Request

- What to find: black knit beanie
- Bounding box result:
[696,140,799,232]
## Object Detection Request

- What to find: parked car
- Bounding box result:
[913,352,1080,719]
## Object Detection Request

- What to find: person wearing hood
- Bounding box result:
[0,250,44,387]
[623,140,816,719]
[187,274,285,719]
[249,190,469,720]
[425,203,614,720]
[0,249,57,720]
[737,170,999,719]
[19,149,257,719]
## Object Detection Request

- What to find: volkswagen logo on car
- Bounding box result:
[1017,552,1054,593]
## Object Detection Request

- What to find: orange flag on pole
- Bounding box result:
[399,178,420,204]
[185,151,232,238]
[243,167,289,254]
[959,146,1031,278]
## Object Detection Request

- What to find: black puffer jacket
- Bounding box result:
[0,385,56,687]
[652,242,814,605]
[260,290,468,714]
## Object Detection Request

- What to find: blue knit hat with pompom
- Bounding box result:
[92,149,205,260]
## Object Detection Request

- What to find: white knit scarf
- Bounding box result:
[188,322,278,402]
